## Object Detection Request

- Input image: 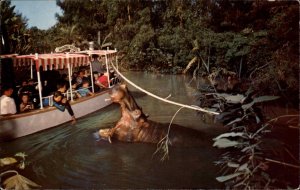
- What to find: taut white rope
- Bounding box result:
[111,63,219,115]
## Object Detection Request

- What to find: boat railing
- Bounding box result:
[110,77,120,86]
[42,95,54,107]
[41,84,111,108]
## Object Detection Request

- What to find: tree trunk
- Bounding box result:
[127,4,131,22]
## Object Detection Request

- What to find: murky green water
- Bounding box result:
[0,72,226,188]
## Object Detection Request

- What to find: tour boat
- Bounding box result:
[0,48,118,141]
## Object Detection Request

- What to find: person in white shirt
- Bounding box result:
[0,85,17,115]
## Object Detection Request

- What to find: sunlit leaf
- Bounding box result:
[0,157,17,166]
[18,161,25,170]
[254,96,280,103]
[3,174,40,189]
[237,163,248,172]
[215,93,245,104]
[225,118,243,126]
[216,172,243,182]
[227,162,240,168]
[15,152,27,159]
[255,115,261,123]
[242,101,254,110]
[242,96,280,110]
[213,132,245,140]
[213,138,240,148]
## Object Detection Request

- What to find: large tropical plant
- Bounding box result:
[1,0,32,54]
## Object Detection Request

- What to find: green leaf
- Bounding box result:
[0,157,17,166]
[253,96,280,103]
[227,162,240,168]
[3,174,41,189]
[242,96,280,110]
[213,138,240,148]
[216,172,243,182]
[241,101,254,110]
[215,93,245,104]
[225,118,243,126]
[213,132,245,141]
[237,163,248,172]
[15,152,27,159]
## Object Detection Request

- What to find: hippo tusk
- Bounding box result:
[105,98,111,101]
[108,136,112,143]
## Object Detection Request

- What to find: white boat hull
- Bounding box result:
[0,90,112,141]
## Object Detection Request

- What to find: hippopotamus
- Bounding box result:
[95,84,206,146]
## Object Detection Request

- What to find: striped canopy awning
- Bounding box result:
[10,53,90,70]
[3,50,117,71]
[0,54,18,59]
[37,53,90,70]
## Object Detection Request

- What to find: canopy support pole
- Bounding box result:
[90,61,95,93]
[67,53,74,102]
[35,53,43,109]
[30,60,33,79]
[105,52,110,88]
[115,48,118,70]
[70,63,73,77]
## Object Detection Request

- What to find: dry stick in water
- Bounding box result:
[153,107,185,161]
[265,158,300,169]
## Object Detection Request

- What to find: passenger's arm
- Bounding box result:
[53,102,66,112]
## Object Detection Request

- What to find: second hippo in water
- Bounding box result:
[96,84,206,146]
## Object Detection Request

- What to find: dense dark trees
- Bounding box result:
[1,0,299,102]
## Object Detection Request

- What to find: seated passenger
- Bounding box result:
[98,72,109,88]
[76,70,88,87]
[0,85,17,115]
[77,80,94,97]
[18,80,27,96]
[53,91,76,124]
[109,70,120,85]
[67,80,81,99]
[20,79,37,95]
[72,71,78,79]
[91,54,104,74]
[20,79,39,107]
[20,93,34,112]
[93,72,101,92]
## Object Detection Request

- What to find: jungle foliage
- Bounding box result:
[1,0,298,103]
[196,90,299,189]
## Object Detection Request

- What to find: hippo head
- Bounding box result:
[110,84,127,103]
[110,83,148,122]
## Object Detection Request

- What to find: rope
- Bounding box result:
[111,62,219,115]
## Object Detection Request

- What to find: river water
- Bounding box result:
[0,72,227,188]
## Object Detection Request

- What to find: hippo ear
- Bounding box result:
[120,83,127,89]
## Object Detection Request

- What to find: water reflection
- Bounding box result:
[0,72,225,188]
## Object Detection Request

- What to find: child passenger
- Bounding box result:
[77,80,94,97]
[67,80,81,99]
[54,82,76,124]
[20,94,34,112]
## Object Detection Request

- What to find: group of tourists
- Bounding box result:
[0,79,38,115]
[0,55,116,119]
